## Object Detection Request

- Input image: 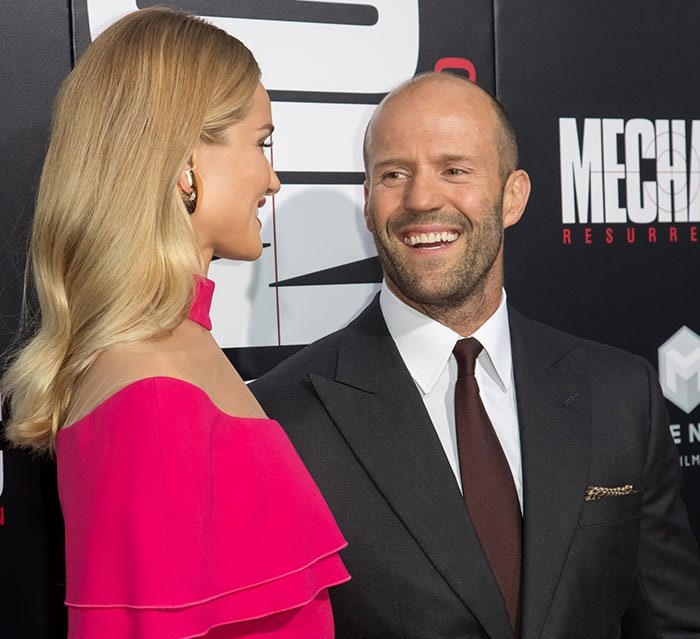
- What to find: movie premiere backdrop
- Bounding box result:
[1,1,699,636]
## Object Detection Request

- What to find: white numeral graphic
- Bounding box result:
[83,2,419,350]
[272,102,374,172]
[86,1,419,93]
[210,184,378,348]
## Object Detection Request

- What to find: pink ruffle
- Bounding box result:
[66,567,338,638]
[57,377,349,638]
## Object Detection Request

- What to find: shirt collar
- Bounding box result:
[380,283,512,394]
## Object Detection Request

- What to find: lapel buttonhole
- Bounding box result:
[564,392,579,406]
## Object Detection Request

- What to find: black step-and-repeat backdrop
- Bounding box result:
[1,2,698,636]
[497,1,700,540]
[0,3,72,637]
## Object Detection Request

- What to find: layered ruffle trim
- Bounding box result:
[65,551,348,638]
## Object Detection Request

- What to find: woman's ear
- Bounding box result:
[177,162,198,214]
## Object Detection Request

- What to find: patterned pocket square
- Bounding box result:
[584,484,636,501]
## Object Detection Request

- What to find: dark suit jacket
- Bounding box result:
[251,298,700,638]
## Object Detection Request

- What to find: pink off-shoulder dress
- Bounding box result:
[56,278,350,638]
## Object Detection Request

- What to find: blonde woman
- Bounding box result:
[2,8,349,638]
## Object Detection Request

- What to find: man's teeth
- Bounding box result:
[403,231,459,246]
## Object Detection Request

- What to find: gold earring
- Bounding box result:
[178,169,198,214]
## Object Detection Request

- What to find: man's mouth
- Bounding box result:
[402,231,460,247]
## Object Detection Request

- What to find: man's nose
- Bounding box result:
[403,172,445,212]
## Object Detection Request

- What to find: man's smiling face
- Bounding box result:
[363,76,512,311]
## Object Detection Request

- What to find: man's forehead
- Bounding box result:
[373,81,493,133]
[369,92,495,150]
[363,74,502,172]
[371,151,480,170]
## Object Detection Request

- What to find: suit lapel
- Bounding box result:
[311,299,513,639]
[509,310,592,639]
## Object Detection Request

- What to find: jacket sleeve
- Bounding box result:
[622,361,700,637]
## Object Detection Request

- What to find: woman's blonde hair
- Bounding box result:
[2,7,260,452]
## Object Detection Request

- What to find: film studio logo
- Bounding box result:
[559,118,700,245]
[660,326,700,414]
[660,327,700,468]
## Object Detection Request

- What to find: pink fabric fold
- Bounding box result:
[188,276,215,330]
[56,377,349,638]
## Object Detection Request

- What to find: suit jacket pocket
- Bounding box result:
[579,491,643,527]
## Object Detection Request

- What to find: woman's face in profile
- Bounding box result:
[189,82,280,263]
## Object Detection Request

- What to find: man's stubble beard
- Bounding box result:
[367,197,504,312]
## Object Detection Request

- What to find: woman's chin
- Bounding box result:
[214,244,264,263]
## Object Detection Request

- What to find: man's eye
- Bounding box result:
[445,168,465,176]
[384,171,405,180]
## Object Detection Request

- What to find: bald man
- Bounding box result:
[251,73,700,639]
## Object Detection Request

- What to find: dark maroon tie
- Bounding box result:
[453,338,521,632]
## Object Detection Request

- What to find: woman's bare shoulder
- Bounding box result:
[64,322,265,427]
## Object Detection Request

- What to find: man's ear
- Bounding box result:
[363,180,373,231]
[502,169,531,229]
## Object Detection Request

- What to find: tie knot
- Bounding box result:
[453,337,483,377]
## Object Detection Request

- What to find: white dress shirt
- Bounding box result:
[380,284,523,511]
